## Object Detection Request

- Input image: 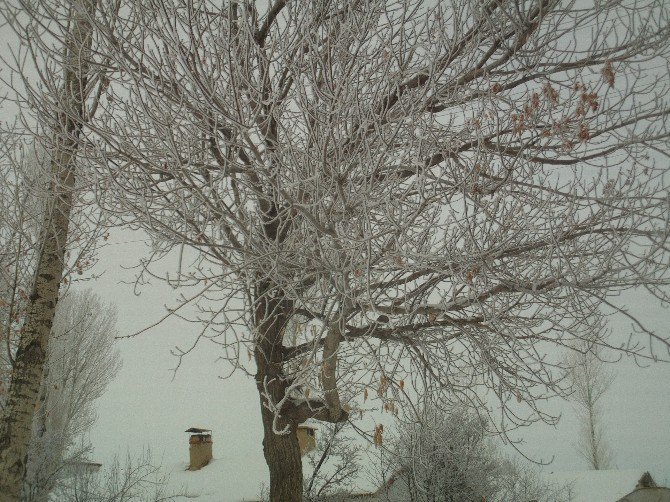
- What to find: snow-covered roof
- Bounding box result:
[618,487,670,502]
[544,470,653,502]
[165,458,664,501]
[185,427,212,434]
[165,459,262,501]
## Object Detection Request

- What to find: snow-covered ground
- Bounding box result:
[156,463,659,502]
[164,459,262,502]
[544,469,654,502]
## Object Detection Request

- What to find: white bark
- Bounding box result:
[0,1,98,499]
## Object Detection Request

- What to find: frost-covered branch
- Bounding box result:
[30,0,670,499]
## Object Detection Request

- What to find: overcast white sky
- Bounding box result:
[0,1,667,498]
[81,228,670,498]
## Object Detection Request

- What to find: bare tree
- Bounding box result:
[493,459,573,502]
[51,448,190,502]
[23,289,121,502]
[0,149,119,500]
[303,422,362,502]
[568,336,616,470]
[46,0,670,499]
[386,406,500,502]
[0,139,110,500]
[0,0,104,498]
[379,405,572,502]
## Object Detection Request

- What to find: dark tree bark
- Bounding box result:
[253,280,304,502]
[258,396,304,502]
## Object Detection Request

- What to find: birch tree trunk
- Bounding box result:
[0,1,97,499]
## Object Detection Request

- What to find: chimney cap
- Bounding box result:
[185,427,212,434]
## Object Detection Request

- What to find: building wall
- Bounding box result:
[296,428,316,456]
[189,434,213,470]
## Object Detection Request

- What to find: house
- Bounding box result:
[545,469,670,502]
[617,472,670,502]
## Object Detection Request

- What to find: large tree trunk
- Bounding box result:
[253,280,304,502]
[0,1,96,500]
[258,393,304,502]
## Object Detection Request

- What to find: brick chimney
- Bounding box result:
[185,428,213,470]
